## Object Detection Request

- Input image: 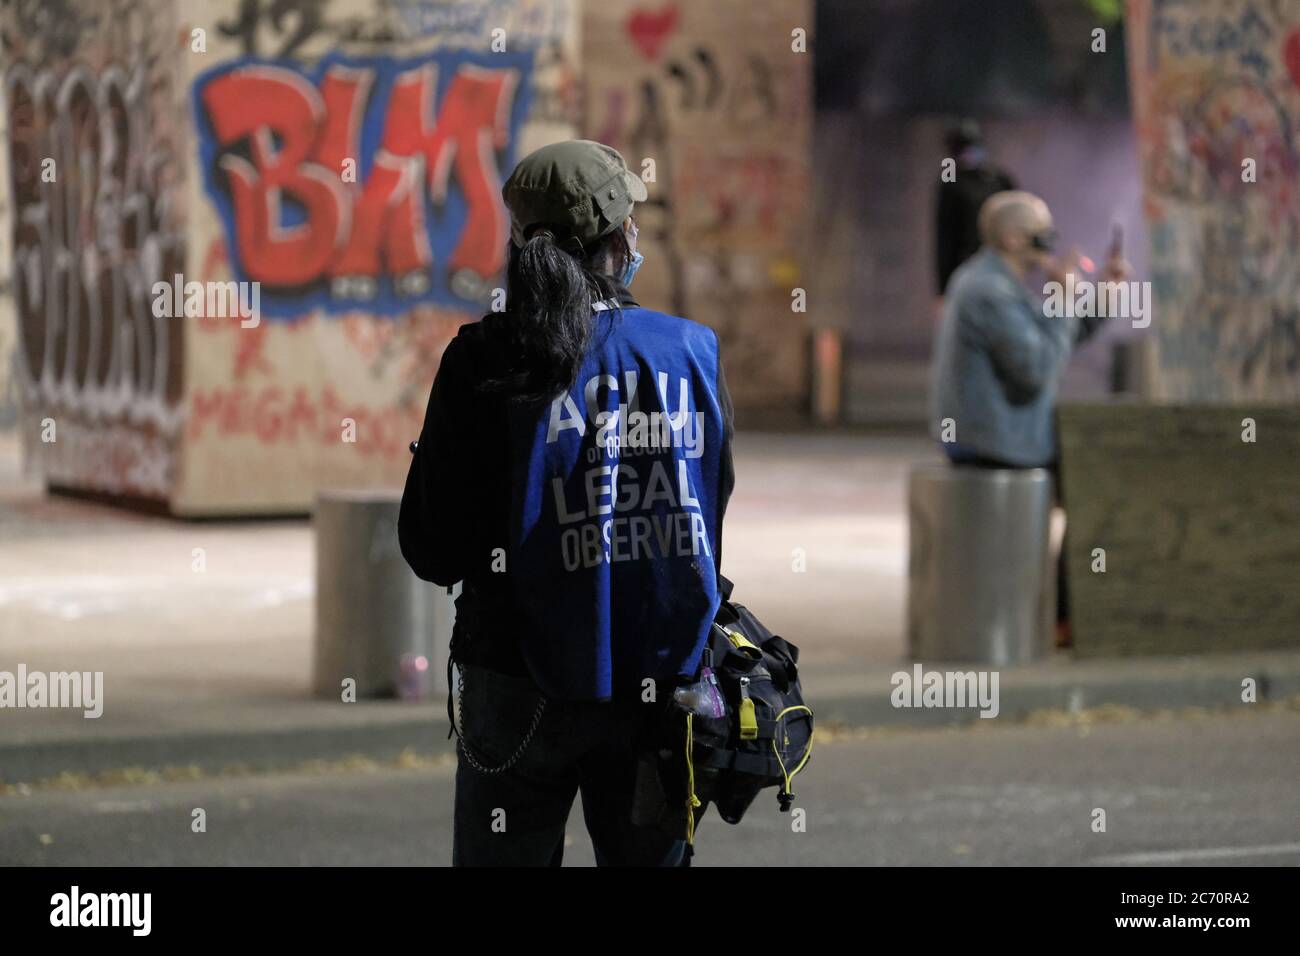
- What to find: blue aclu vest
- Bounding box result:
[508,303,725,701]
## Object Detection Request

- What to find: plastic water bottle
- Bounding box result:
[673,665,728,718]
[397,653,431,702]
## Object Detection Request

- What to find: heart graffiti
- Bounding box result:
[626,5,679,62]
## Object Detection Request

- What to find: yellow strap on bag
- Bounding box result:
[684,713,702,844]
[738,677,758,740]
[720,625,762,661]
[771,705,815,799]
[723,626,761,741]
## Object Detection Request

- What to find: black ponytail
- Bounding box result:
[478,225,632,404]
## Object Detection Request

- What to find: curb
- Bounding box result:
[815,664,1300,729]
[3,656,1299,786]
[0,715,457,787]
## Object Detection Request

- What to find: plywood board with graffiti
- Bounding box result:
[178,0,580,514]
[582,0,813,413]
[1127,0,1300,400]
[3,0,192,500]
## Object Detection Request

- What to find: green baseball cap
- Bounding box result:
[502,140,648,251]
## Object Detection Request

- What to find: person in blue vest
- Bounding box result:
[399,140,734,866]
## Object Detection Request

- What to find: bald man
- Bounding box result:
[928,191,1122,637]
[929,190,1108,468]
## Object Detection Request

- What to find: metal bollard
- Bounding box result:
[907,464,1055,665]
[314,490,458,700]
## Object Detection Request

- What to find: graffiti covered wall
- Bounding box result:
[175,0,577,513]
[5,0,811,513]
[1128,0,1300,400]
[179,0,578,513]
[2,0,579,513]
[582,0,813,413]
[3,0,188,497]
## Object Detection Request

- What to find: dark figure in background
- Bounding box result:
[935,119,1016,297]
[929,191,1126,644]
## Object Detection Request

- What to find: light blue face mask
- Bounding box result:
[620,251,645,287]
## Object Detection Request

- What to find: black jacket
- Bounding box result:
[936,164,1016,295]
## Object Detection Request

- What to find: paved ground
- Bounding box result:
[3,708,1297,867]
[0,431,924,744]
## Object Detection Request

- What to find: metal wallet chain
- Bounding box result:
[454,662,547,775]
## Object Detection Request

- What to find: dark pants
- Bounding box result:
[451,664,689,867]
[942,445,1069,623]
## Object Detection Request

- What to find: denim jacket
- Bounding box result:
[929,249,1101,467]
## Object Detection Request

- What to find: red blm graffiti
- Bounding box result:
[194,52,530,316]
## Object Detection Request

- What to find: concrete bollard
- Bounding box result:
[907,464,1055,666]
[314,490,458,700]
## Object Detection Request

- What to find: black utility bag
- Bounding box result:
[635,576,815,844]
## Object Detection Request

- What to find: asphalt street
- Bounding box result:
[2,708,1296,866]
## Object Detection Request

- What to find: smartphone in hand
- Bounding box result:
[1108,222,1124,260]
